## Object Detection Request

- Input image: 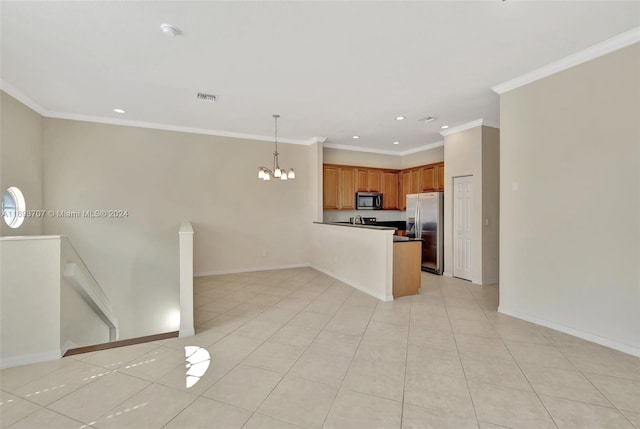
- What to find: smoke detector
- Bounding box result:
[196,93,218,102]
[418,116,437,123]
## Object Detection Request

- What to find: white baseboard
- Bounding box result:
[0,349,63,369]
[195,263,310,277]
[179,328,195,338]
[310,264,392,302]
[443,272,453,278]
[498,305,640,357]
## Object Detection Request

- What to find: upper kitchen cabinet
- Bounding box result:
[420,162,445,192]
[323,162,442,211]
[340,167,356,209]
[420,162,444,192]
[435,162,445,191]
[356,169,382,192]
[421,165,436,191]
[399,168,421,210]
[324,164,397,210]
[411,169,421,193]
[323,164,356,210]
[368,170,382,192]
[323,165,340,209]
[382,172,399,210]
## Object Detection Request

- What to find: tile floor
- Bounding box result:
[1,268,639,428]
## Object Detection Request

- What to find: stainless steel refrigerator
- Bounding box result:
[406,192,444,274]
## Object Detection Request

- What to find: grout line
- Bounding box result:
[237,277,353,428]
[317,293,379,428]
[463,281,561,429]
[439,277,481,428]
[399,294,413,427]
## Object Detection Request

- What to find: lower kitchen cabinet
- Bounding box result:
[393,241,422,297]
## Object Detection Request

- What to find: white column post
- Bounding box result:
[178,222,195,337]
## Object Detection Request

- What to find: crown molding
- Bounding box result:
[492,27,640,95]
[0,79,47,116]
[1,79,318,146]
[45,110,313,145]
[439,118,501,136]
[306,136,327,145]
[399,141,444,156]
[483,119,500,129]
[323,141,444,157]
[323,143,401,156]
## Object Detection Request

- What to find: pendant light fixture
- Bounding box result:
[258,115,295,181]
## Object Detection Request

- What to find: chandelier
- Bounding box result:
[258,114,295,181]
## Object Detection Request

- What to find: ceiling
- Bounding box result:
[1,1,638,154]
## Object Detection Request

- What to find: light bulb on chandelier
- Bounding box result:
[258,115,295,182]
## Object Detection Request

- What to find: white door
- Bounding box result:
[453,176,473,280]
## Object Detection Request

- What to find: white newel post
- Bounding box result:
[178,222,195,337]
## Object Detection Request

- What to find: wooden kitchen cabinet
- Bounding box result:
[368,170,382,192]
[323,164,356,210]
[382,172,398,210]
[356,169,382,192]
[393,240,422,297]
[323,165,340,209]
[411,169,421,193]
[325,163,440,211]
[340,167,356,209]
[356,169,369,191]
[421,165,436,192]
[399,170,411,210]
[435,162,445,191]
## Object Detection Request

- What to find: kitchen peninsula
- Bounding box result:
[310,222,422,300]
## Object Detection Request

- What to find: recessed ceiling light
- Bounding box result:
[441,125,449,129]
[160,23,180,37]
[418,116,437,123]
[113,108,126,114]
[393,141,400,145]
[352,135,360,139]
[396,116,405,121]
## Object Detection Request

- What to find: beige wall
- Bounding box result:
[443,127,483,283]
[400,145,444,169]
[323,147,401,169]
[499,44,640,354]
[42,119,314,339]
[0,92,44,235]
[0,237,62,368]
[481,127,500,284]
[323,145,444,171]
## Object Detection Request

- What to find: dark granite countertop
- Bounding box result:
[313,222,396,231]
[393,236,423,242]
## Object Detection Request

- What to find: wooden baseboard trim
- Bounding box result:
[63,331,179,357]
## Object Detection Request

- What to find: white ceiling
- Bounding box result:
[1,1,638,154]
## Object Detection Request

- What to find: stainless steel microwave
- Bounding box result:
[356,192,383,210]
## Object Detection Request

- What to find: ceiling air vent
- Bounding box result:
[418,116,437,123]
[196,93,218,102]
